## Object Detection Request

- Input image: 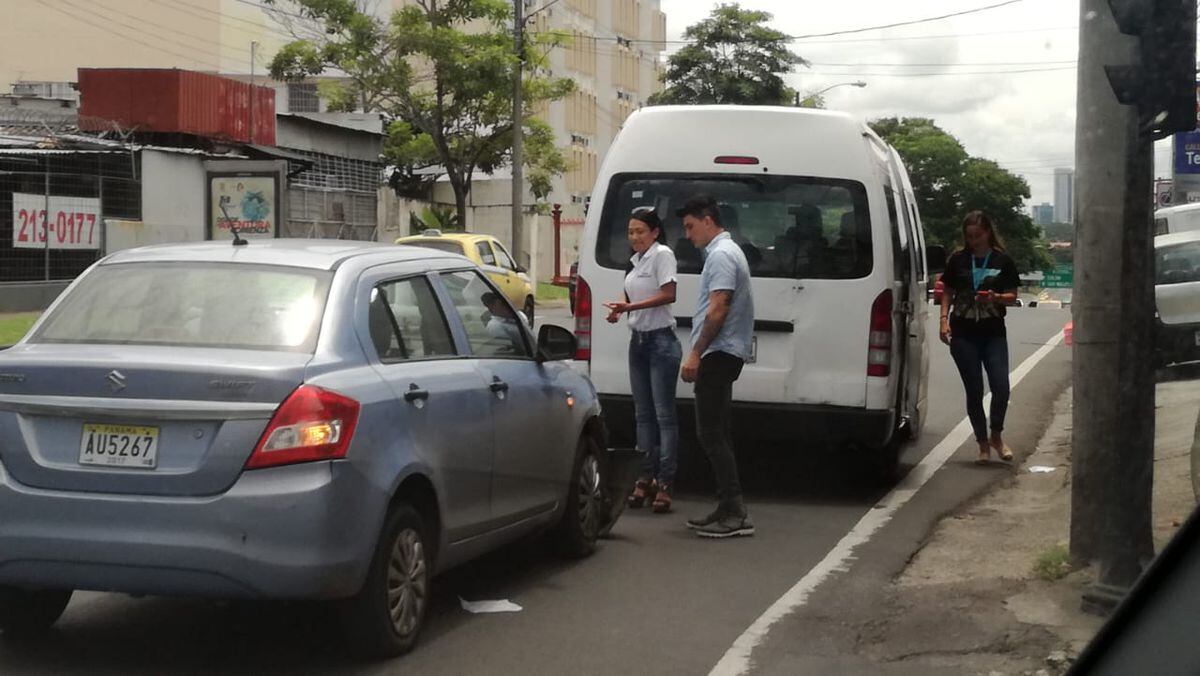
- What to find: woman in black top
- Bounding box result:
[939,210,1021,464]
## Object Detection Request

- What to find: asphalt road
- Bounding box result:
[0,305,1072,676]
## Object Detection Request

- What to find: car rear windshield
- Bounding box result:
[1156,240,1200,285]
[31,262,332,352]
[402,240,464,256]
[596,173,873,279]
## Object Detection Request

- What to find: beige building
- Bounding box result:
[0,0,293,91]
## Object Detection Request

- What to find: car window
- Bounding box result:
[596,173,873,279]
[31,262,331,352]
[369,276,456,362]
[492,241,518,271]
[440,270,531,358]
[1156,241,1200,285]
[475,241,498,267]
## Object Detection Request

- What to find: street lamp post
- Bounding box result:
[795,80,867,106]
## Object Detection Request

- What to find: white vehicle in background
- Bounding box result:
[1155,230,1200,367]
[574,106,943,480]
[1155,203,1200,236]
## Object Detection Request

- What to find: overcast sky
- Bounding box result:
[657,0,1170,209]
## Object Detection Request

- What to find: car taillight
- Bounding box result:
[868,289,893,378]
[245,385,361,470]
[575,274,592,361]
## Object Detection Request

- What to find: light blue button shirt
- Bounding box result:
[691,231,754,361]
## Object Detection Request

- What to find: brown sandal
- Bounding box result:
[628,479,654,508]
[997,444,1014,462]
[651,486,672,513]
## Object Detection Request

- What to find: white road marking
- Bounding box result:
[709,331,1066,676]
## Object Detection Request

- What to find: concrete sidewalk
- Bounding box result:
[753,378,1200,675]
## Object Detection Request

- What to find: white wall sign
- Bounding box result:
[11,193,102,250]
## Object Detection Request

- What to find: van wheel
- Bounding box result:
[338,504,431,659]
[524,297,536,328]
[0,587,72,636]
[553,437,602,557]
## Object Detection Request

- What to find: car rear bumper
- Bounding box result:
[0,461,376,600]
[1157,321,1200,366]
[599,394,896,450]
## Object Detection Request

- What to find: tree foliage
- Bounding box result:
[268,0,574,219]
[648,3,805,106]
[870,117,1054,273]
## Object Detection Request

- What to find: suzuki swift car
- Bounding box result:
[395,231,535,325]
[0,240,629,658]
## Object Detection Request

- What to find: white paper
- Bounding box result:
[1028,465,1057,474]
[459,597,523,614]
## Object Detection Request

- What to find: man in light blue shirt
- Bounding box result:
[676,194,756,538]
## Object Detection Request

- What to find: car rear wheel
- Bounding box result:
[524,296,535,328]
[554,437,602,558]
[0,587,72,636]
[338,504,431,659]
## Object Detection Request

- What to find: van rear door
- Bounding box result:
[588,171,879,409]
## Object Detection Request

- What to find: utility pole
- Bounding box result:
[511,0,525,267]
[1071,0,1194,613]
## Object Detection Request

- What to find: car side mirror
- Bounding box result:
[537,324,576,361]
[514,264,527,274]
[926,245,947,274]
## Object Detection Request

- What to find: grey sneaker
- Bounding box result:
[695,513,755,538]
[686,506,725,530]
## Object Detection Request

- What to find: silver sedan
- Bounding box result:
[0,240,634,658]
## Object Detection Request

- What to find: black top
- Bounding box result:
[942,248,1020,338]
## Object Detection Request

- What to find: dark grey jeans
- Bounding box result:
[694,351,745,512]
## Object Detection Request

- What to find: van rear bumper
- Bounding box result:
[599,394,896,450]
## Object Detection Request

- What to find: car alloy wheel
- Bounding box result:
[576,452,602,540]
[386,527,428,639]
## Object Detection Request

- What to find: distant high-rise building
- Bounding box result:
[1054,168,1075,223]
[1032,203,1054,226]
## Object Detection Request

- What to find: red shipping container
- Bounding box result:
[78,68,276,146]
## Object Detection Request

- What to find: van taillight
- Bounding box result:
[867,289,893,378]
[714,155,760,165]
[574,274,592,361]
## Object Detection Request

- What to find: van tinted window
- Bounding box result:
[596,173,872,279]
[1156,241,1200,285]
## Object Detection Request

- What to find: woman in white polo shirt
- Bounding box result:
[603,206,681,513]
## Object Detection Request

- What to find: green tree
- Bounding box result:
[268,0,574,220]
[870,117,1054,273]
[648,3,805,106]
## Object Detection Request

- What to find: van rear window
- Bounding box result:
[596,173,872,279]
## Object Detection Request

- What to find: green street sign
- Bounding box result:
[1043,265,1074,288]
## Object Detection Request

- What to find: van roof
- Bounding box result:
[1155,202,1200,217]
[1155,230,1200,248]
[611,106,879,181]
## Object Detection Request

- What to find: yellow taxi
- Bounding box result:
[395,230,535,323]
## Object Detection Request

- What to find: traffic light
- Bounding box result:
[1105,0,1197,139]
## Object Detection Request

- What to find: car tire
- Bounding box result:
[338,504,431,659]
[524,296,535,328]
[553,437,603,558]
[0,587,72,636]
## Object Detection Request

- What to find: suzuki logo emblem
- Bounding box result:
[106,370,127,392]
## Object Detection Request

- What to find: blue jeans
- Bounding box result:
[949,334,1011,443]
[629,328,682,487]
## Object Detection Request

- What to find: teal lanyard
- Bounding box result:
[971,251,992,292]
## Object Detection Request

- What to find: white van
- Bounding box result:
[574,106,942,477]
[1155,203,1200,236]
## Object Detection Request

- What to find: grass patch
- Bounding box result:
[0,312,41,346]
[1034,544,1072,581]
[536,282,569,301]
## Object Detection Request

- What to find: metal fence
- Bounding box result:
[0,151,141,282]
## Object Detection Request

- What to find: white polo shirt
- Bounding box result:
[624,242,677,332]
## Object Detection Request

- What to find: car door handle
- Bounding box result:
[489,377,509,393]
[404,384,429,403]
